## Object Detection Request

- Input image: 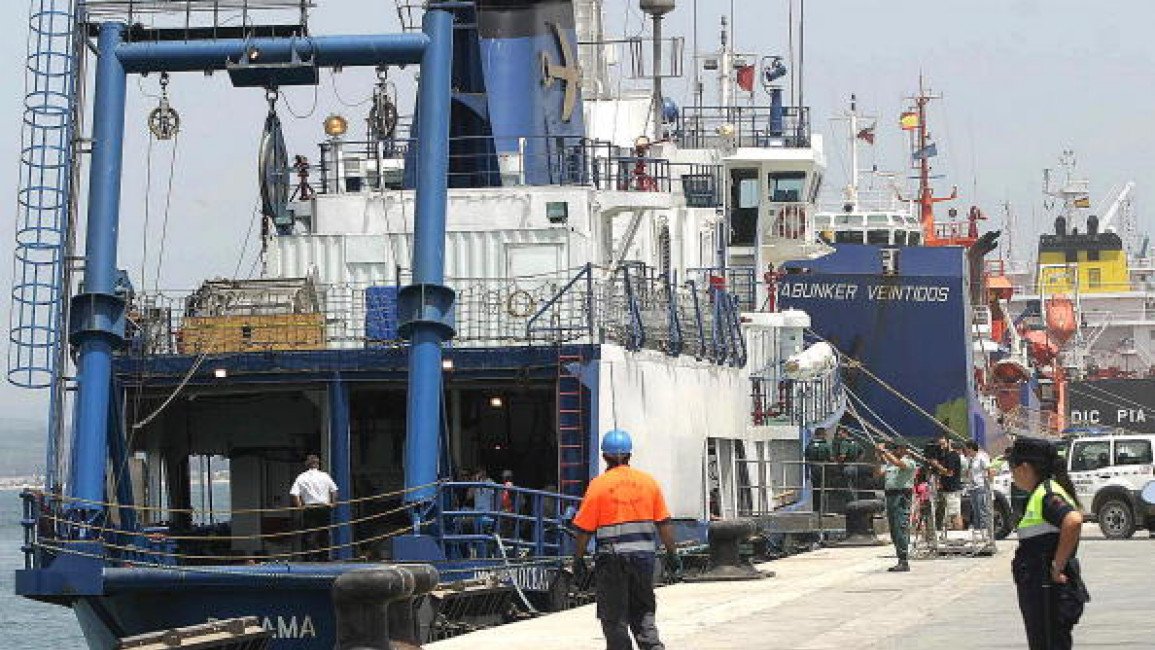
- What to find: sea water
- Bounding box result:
[0,489,87,649]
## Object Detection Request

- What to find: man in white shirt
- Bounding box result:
[289,454,338,560]
[962,442,992,531]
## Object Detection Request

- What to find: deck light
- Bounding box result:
[324,114,348,137]
[489,396,504,409]
[442,358,455,371]
[213,368,228,379]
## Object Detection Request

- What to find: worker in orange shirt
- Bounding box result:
[573,429,681,650]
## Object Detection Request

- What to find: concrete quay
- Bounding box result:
[428,526,1154,650]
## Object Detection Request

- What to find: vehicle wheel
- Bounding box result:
[1097,498,1136,539]
[993,498,1014,540]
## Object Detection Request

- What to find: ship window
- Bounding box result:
[867,229,891,245]
[1088,268,1102,288]
[894,231,908,246]
[768,171,806,202]
[737,178,760,208]
[909,232,922,246]
[835,230,865,244]
[1088,250,1100,261]
[1114,440,1152,466]
[867,213,891,226]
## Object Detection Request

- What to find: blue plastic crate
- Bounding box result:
[365,286,400,346]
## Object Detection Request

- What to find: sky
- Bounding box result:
[0,0,1152,428]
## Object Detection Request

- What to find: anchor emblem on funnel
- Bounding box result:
[540,22,582,122]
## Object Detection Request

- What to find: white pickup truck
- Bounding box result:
[990,432,1155,539]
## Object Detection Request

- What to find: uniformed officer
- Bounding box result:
[573,429,680,650]
[834,427,866,503]
[1009,437,1090,650]
[875,441,917,572]
[804,428,833,511]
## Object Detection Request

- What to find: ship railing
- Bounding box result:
[676,105,811,150]
[750,368,843,428]
[123,268,746,365]
[735,459,882,518]
[685,266,758,312]
[433,482,582,561]
[314,135,673,195]
[80,0,311,33]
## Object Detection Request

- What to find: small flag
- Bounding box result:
[736,65,756,92]
[900,111,919,130]
[912,143,938,160]
[856,124,876,145]
[1074,196,1091,208]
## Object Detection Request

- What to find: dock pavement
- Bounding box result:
[428,526,1153,650]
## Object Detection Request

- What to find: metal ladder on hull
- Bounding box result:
[557,352,588,499]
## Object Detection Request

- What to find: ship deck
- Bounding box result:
[428,526,1152,650]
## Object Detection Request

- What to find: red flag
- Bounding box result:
[856,125,876,145]
[736,65,755,92]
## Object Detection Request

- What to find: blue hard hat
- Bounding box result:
[601,429,633,455]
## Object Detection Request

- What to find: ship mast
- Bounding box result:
[909,76,956,243]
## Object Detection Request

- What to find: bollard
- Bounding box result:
[332,564,440,650]
[684,519,768,582]
[834,499,886,547]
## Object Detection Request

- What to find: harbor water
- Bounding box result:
[0,490,86,649]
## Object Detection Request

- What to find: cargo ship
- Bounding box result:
[10,1,846,647]
[985,151,1155,436]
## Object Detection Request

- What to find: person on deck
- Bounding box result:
[926,433,964,531]
[289,454,338,561]
[573,429,681,650]
[964,441,993,531]
[875,441,918,572]
[1008,437,1090,650]
[805,428,833,512]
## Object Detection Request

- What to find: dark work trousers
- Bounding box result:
[301,505,332,561]
[1013,555,1088,650]
[884,490,911,561]
[595,552,665,650]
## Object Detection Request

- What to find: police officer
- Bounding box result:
[1008,437,1090,650]
[573,429,681,650]
[804,428,833,511]
[834,427,865,503]
[875,441,917,572]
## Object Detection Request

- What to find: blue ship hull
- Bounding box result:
[779,245,1000,447]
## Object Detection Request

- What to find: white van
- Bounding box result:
[991,433,1155,539]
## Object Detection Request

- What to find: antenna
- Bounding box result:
[640,0,676,140]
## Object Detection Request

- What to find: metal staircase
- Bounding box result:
[556,352,588,499]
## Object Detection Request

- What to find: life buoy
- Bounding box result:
[777,205,804,239]
[506,289,537,318]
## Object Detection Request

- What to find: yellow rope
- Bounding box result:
[44,500,416,542]
[35,480,442,515]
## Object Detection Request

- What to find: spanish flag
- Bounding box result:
[900,111,919,130]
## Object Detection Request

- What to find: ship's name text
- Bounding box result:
[780,282,950,302]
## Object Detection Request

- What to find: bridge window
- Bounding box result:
[768,171,806,202]
[1087,268,1102,288]
[867,229,891,245]
[835,230,865,244]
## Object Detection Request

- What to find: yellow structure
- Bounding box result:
[179,313,326,354]
[1036,231,1130,295]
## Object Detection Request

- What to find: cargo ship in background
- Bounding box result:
[985,152,1155,436]
[10,1,850,647]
